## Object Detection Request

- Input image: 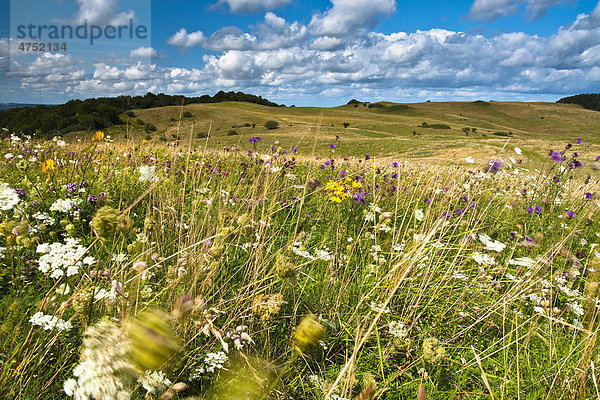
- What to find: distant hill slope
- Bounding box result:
[80,100,600,167]
[0,91,282,138]
[557,93,600,111]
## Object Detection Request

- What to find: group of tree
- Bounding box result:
[0,91,283,138]
[557,93,600,111]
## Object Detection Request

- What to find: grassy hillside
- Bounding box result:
[83,100,600,167]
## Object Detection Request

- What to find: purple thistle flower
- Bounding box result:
[292,146,297,154]
[573,160,582,168]
[66,183,78,193]
[365,154,370,160]
[566,211,576,218]
[527,207,534,213]
[423,196,431,204]
[576,138,582,144]
[392,173,398,179]
[596,155,600,161]
[248,150,253,156]
[339,171,347,178]
[330,143,336,149]
[535,206,543,214]
[585,192,593,200]
[392,162,399,167]
[335,135,340,140]
[87,195,98,203]
[455,208,463,216]
[353,191,367,205]
[549,151,563,162]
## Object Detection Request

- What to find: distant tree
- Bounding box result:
[343,122,350,128]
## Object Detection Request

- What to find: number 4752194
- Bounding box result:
[18,42,67,52]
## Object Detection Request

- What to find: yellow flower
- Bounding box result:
[41,159,55,174]
[352,181,363,189]
[93,130,105,142]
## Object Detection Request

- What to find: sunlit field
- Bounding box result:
[1,125,600,399]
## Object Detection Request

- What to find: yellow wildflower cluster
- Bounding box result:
[93,130,105,142]
[324,177,362,203]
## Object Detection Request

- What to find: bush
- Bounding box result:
[264,120,279,130]
[182,111,193,118]
[227,130,239,136]
[126,111,135,117]
[343,122,350,128]
[492,131,513,137]
[367,103,385,108]
[197,132,209,139]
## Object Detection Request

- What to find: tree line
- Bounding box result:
[557,93,600,111]
[0,91,283,138]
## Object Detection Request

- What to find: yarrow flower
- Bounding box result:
[0,181,19,211]
[37,238,92,279]
[29,312,72,332]
[138,165,158,183]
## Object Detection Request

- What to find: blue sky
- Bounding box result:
[1,0,600,106]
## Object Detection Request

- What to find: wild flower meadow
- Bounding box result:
[0,131,599,399]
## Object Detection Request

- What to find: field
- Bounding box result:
[1,101,600,399]
[94,100,600,167]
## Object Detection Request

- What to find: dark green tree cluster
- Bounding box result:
[557,93,600,111]
[0,91,283,138]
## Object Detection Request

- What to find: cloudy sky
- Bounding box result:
[1,0,600,106]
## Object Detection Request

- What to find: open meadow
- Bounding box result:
[1,101,600,399]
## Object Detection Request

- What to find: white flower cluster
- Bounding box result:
[63,321,133,400]
[138,165,158,183]
[292,241,332,261]
[226,325,253,350]
[138,370,172,395]
[388,321,408,339]
[190,351,228,379]
[49,198,82,213]
[478,233,506,252]
[472,252,495,266]
[29,312,72,332]
[37,238,94,279]
[32,211,56,226]
[0,181,19,211]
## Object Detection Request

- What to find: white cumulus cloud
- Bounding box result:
[167,28,205,48]
[215,0,291,14]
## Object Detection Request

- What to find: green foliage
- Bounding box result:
[227,129,239,136]
[0,91,282,138]
[264,120,280,130]
[557,93,600,111]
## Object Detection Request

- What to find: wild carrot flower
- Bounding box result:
[0,181,19,210]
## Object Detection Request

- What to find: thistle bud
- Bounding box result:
[293,315,325,354]
[91,206,119,241]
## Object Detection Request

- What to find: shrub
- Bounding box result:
[182,111,193,118]
[492,131,513,137]
[126,111,135,117]
[343,122,350,128]
[197,132,209,139]
[264,120,279,130]
[227,130,239,136]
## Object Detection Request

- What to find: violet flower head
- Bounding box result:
[535,206,542,214]
[566,211,576,218]
[576,138,583,144]
[329,143,336,149]
[585,192,593,200]
[549,151,563,162]
[365,154,371,160]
